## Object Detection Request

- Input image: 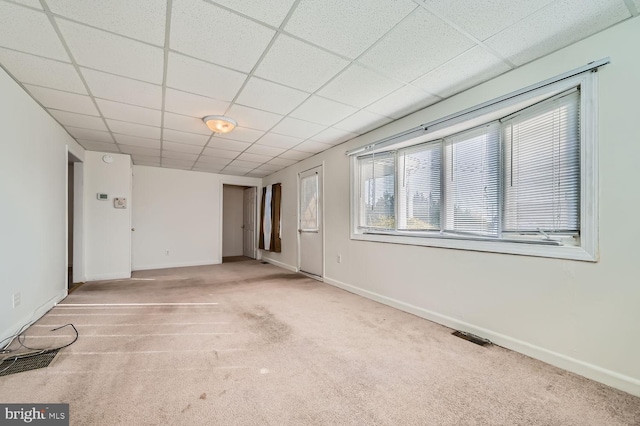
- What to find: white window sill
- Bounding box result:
[350,232,597,262]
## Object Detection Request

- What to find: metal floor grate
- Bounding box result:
[0,350,59,376]
[452,331,492,346]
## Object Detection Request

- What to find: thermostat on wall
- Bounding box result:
[97,193,108,200]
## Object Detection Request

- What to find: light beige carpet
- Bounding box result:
[0,260,638,425]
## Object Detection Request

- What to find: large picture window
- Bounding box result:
[350,70,598,261]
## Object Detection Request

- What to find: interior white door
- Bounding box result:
[243,187,256,259]
[299,166,323,277]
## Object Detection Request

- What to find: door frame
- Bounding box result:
[66,148,85,286]
[297,163,324,280]
[217,177,261,264]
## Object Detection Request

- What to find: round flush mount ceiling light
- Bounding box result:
[203,115,237,134]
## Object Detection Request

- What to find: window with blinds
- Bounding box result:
[354,85,584,248]
[502,90,580,234]
[359,152,396,229]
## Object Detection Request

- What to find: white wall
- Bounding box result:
[262,17,640,396]
[222,185,245,257]
[83,151,132,280]
[0,67,84,345]
[132,166,260,270]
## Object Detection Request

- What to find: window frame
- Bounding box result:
[349,72,598,261]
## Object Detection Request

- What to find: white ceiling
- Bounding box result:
[0,0,636,177]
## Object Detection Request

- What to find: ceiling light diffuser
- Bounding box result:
[203,115,237,134]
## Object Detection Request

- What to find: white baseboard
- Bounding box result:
[323,276,640,398]
[85,271,132,281]
[132,260,220,272]
[261,257,297,272]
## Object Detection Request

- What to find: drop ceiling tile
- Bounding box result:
[167,52,246,101]
[163,111,210,135]
[310,127,358,145]
[334,110,392,134]
[256,133,303,149]
[82,68,162,109]
[132,156,161,166]
[96,99,162,127]
[162,141,204,154]
[170,0,275,72]
[236,77,309,115]
[366,85,439,119]
[49,110,107,131]
[163,129,210,146]
[202,148,239,159]
[193,165,224,173]
[161,150,200,161]
[294,140,333,154]
[112,134,161,149]
[211,0,296,27]
[226,105,283,131]
[271,117,325,139]
[255,34,349,92]
[209,139,251,152]
[413,47,510,98]
[161,158,196,169]
[359,9,474,82]
[197,156,233,166]
[285,0,417,58]
[268,157,297,167]
[222,165,253,173]
[246,171,270,178]
[279,150,312,161]
[48,0,166,45]
[107,119,161,139]
[77,140,120,152]
[236,153,273,163]
[318,64,403,108]
[229,160,262,169]
[245,144,286,157]
[289,96,358,126]
[164,88,230,119]
[56,19,164,83]
[485,0,630,66]
[0,48,86,93]
[420,0,556,41]
[119,145,160,156]
[65,126,113,143]
[212,127,265,143]
[7,1,43,10]
[255,163,284,172]
[24,85,99,115]
[0,2,68,60]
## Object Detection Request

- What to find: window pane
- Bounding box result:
[503,90,580,233]
[444,124,500,236]
[398,142,441,230]
[359,153,395,229]
[300,174,318,230]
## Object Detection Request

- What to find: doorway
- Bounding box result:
[222,185,257,262]
[298,165,323,277]
[67,151,84,290]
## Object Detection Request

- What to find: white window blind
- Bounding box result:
[398,142,441,230]
[502,90,580,234]
[359,152,396,229]
[444,124,500,236]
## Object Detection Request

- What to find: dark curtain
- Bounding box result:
[259,183,282,252]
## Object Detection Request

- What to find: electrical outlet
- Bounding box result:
[13,292,21,308]
[337,254,342,264]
